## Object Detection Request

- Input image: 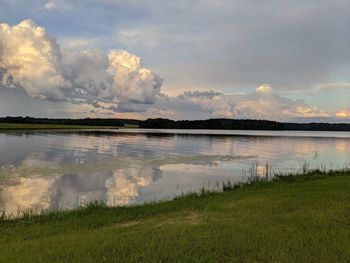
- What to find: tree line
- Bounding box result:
[1,116,350,131]
[0,116,139,127]
[140,118,350,131]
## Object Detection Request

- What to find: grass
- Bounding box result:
[123,123,139,128]
[1,170,350,262]
[0,123,119,130]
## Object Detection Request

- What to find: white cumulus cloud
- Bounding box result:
[256,84,273,94]
[0,19,68,101]
[0,20,162,111]
[108,50,162,104]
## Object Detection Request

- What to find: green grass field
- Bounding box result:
[0,123,118,130]
[1,172,350,262]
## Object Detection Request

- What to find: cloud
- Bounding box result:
[44,0,57,11]
[108,50,162,104]
[45,82,333,121]
[114,0,350,91]
[1,0,349,98]
[0,19,68,101]
[0,18,346,122]
[58,37,97,50]
[256,84,273,94]
[151,86,331,121]
[1,0,350,92]
[336,109,350,119]
[0,20,162,111]
[61,49,114,103]
[313,82,350,92]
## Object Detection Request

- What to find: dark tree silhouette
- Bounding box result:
[1,116,350,131]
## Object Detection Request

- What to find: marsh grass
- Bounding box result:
[222,161,350,192]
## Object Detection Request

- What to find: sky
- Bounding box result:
[0,0,349,122]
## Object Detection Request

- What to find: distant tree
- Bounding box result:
[1,116,350,131]
[140,118,350,131]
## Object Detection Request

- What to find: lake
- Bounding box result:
[1,129,350,216]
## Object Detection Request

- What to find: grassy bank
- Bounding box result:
[1,171,350,262]
[0,123,118,130]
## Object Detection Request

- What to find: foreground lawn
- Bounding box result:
[0,123,117,130]
[1,173,350,262]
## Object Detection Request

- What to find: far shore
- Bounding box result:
[0,123,121,130]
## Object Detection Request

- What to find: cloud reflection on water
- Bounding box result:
[0,131,349,216]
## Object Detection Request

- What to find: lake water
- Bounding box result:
[0,129,350,216]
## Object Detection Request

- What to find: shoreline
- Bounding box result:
[1,168,349,221]
[0,123,121,130]
[1,170,350,261]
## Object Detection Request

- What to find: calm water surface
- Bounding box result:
[0,129,349,216]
